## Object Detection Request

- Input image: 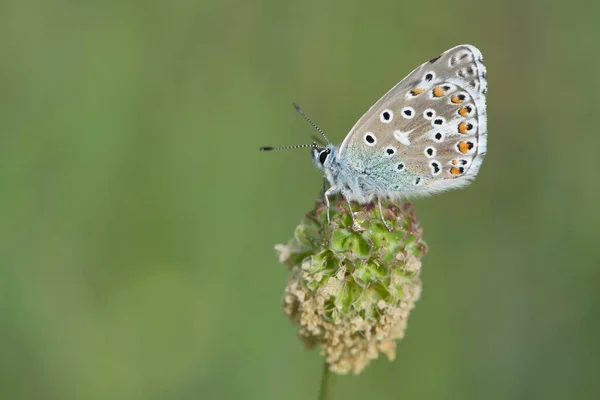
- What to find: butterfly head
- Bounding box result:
[312,144,337,171]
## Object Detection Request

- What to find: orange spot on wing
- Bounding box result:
[451,95,463,104]
[458,141,472,153]
[451,160,458,166]
[459,106,469,117]
[410,88,423,96]
[450,167,462,175]
[432,87,445,97]
[458,122,469,134]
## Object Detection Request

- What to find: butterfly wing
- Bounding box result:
[338,45,487,200]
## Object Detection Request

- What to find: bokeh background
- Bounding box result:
[1,0,600,399]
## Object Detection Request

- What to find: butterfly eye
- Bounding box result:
[319,149,330,164]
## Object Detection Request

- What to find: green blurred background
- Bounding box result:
[1,0,599,399]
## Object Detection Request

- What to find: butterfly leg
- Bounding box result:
[323,185,338,224]
[321,176,328,196]
[377,198,392,231]
[346,200,359,228]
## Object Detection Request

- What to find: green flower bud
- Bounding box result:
[277,195,427,375]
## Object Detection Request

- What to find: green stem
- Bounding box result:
[318,362,334,400]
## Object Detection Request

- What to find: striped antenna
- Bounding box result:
[259,142,318,152]
[292,103,330,145]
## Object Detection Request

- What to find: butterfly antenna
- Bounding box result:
[259,142,318,152]
[310,134,326,146]
[292,102,330,145]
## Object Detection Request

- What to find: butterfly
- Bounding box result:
[262,45,487,227]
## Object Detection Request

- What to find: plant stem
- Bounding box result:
[318,362,333,400]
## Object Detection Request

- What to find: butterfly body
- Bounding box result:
[312,44,488,208]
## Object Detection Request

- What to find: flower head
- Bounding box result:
[277,195,427,374]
